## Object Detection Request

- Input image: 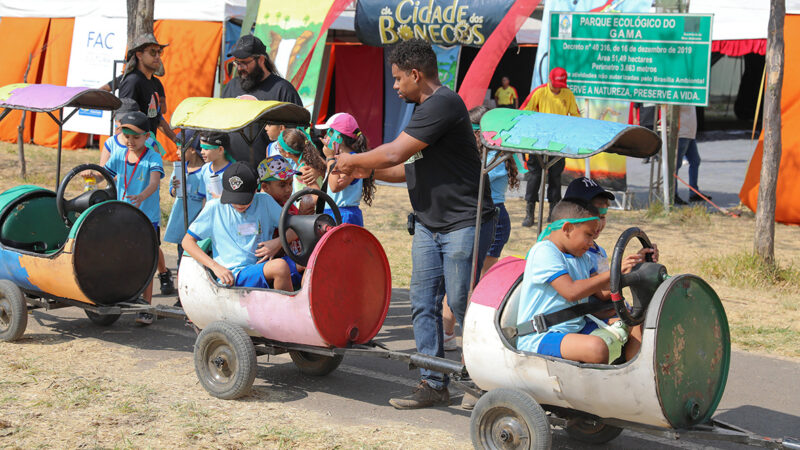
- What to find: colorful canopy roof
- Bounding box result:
[480,108,660,159]
[0,83,121,113]
[170,97,310,132]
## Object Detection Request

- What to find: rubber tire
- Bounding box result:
[289,351,343,376]
[0,280,27,342]
[84,310,121,326]
[470,388,552,450]
[194,321,257,400]
[564,418,623,445]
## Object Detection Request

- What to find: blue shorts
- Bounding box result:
[537,320,600,358]
[281,255,302,290]
[234,263,271,288]
[487,203,510,258]
[324,206,363,226]
[152,222,161,245]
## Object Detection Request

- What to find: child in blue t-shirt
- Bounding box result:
[103,111,164,323]
[163,139,206,271]
[182,162,291,290]
[198,132,234,201]
[321,113,376,226]
[516,199,615,364]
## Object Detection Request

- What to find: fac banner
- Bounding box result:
[354,0,514,47]
[254,0,335,112]
[63,16,127,135]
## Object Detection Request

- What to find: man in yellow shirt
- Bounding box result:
[520,67,580,227]
[494,76,518,108]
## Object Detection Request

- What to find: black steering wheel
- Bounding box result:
[56,164,117,226]
[278,188,342,266]
[609,227,668,326]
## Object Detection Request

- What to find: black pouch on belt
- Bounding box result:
[407,213,416,235]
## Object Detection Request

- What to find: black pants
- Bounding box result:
[524,157,565,204]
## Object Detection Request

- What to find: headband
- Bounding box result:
[471,123,480,130]
[598,207,608,215]
[200,142,235,162]
[536,217,600,243]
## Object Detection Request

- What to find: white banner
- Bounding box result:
[63,16,127,135]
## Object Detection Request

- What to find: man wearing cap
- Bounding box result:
[519,67,581,227]
[223,35,302,166]
[182,162,288,289]
[118,33,179,145]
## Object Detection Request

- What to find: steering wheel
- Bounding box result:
[279,188,342,266]
[609,227,668,326]
[56,164,117,226]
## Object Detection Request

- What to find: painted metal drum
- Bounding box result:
[180,224,392,348]
[464,257,730,429]
[0,186,158,305]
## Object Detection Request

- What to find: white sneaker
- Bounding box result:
[443,332,458,351]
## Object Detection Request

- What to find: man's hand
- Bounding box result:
[256,239,282,263]
[335,153,372,179]
[212,263,235,286]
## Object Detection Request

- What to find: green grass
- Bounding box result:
[644,201,711,227]
[699,251,800,295]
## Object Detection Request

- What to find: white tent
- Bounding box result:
[689,0,800,41]
[0,0,246,21]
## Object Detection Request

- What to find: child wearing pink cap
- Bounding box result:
[322,113,376,226]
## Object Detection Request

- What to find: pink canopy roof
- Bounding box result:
[0,83,121,113]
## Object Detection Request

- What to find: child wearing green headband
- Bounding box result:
[199,131,234,200]
[276,128,326,214]
[516,199,641,364]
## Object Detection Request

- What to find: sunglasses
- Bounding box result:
[234,57,257,68]
[144,48,163,57]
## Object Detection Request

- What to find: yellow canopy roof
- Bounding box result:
[170,97,310,132]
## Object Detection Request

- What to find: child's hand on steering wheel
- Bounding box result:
[621,253,645,274]
[637,244,659,263]
[256,239,282,263]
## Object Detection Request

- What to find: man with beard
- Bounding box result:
[118,33,179,145]
[222,35,302,167]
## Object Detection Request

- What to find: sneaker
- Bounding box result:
[674,195,688,205]
[135,312,154,325]
[159,269,175,295]
[690,192,712,202]
[389,381,450,409]
[443,332,458,351]
[461,390,480,410]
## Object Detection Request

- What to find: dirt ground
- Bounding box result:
[1,143,799,447]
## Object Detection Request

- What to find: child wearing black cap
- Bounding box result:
[181,162,292,290]
[102,111,165,324]
[563,177,659,273]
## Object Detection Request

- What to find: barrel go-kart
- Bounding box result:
[0,84,163,339]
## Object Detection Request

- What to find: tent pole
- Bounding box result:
[660,104,670,211]
[752,65,767,140]
[584,99,591,178]
[537,155,547,236]
[56,108,64,191]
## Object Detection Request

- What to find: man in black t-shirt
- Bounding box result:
[222,35,303,167]
[118,34,179,146]
[336,39,496,409]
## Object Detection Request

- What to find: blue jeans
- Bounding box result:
[409,216,496,390]
[676,138,701,189]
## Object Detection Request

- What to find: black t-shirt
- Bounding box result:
[221,73,303,167]
[403,87,494,233]
[118,69,164,133]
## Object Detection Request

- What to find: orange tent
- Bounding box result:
[739,14,800,225]
[0,17,49,144]
[0,17,222,156]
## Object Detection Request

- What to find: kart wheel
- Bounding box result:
[194,321,257,400]
[471,388,551,450]
[84,310,121,326]
[564,417,623,445]
[289,351,343,376]
[0,281,27,342]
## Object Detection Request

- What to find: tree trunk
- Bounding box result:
[754,0,785,264]
[126,0,155,49]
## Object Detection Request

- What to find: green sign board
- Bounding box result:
[549,12,713,106]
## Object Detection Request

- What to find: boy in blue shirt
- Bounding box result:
[103,111,165,324]
[516,199,616,364]
[182,162,290,289]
